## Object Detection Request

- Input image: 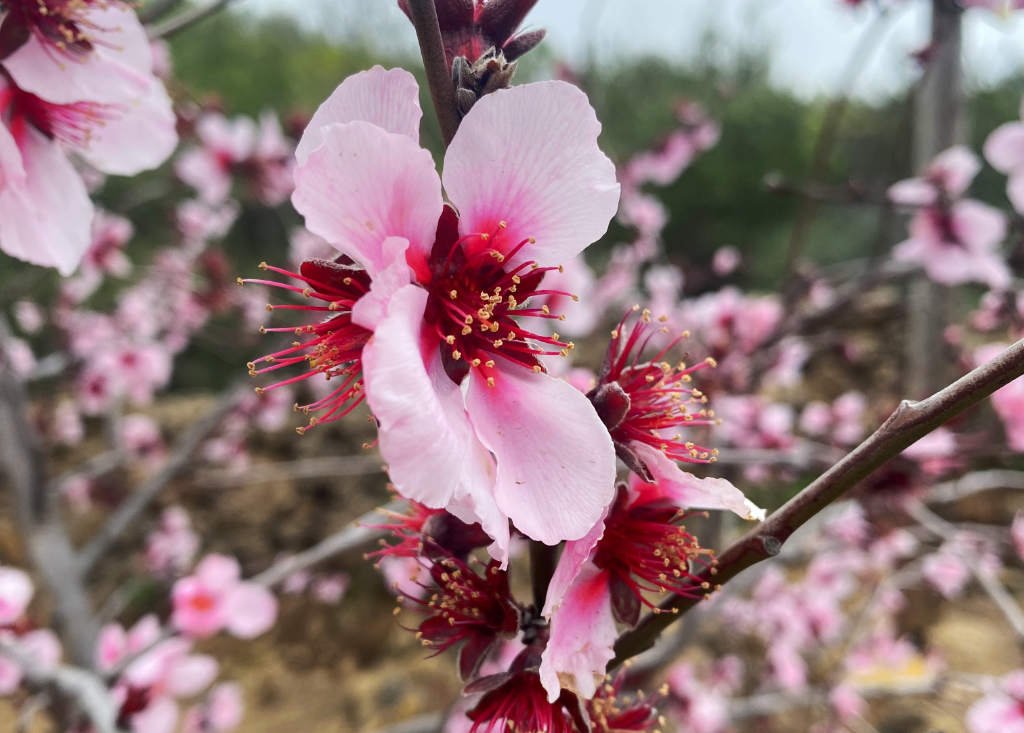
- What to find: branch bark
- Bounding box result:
[611,337,1024,667]
[405,0,461,147]
[147,0,236,39]
[78,386,246,575]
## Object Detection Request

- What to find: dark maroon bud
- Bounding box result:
[478,0,539,47]
[590,381,631,432]
[0,15,29,61]
[502,28,546,61]
[422,511,492,558]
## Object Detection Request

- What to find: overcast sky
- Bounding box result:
[247,0,1024,100]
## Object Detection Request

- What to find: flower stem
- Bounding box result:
[610,336,1024,668]
[406,0,461,148]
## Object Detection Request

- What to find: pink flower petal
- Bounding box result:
[292,121,441,275]
[76,80,178,175]
[166,653,219,697]
[223,583,278,639]
[96,624,127,672]
[0,127,93,275]
[351,237,413,330]
[130,695,180,733]
[0,567,32,625]
[1008,173,1024,214]
[985,122,1024,174]
[196,554,241,587]
[631,442,765,520]
[361,284,497,515]
[443,81,620,268]
[295,66,422,164]
[931,145,980,197]
[465,368,616,545]
[542,516,607,618]
[4,3,153,105]
[539,561,616,703]
[887,178,936,207]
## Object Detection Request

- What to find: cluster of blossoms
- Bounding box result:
[243,40,762,722]
[0,0,176,274]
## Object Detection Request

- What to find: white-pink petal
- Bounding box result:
[632,442,765,521]
[985,122,1024,174]
[361,284,496,512]
[0,127,94,276]
[0,567,32,626]
[295,66,423,164]
[223,583,278,639]
[443,81,620,269]
[465,368,616,545]
[539,562,617,703]
[77,81,178,176]
[292,121,441,275]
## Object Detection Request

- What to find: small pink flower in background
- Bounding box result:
[712,245,741,276]
[967,670,1024,733]
[12,300,43,334]
[976,344,1024,451]
[96,615,163,673]
[176,112,293,206]
[901,427,958,476]
[666,660,739,733]
[176,199,240,246]
[1012,512,1024,562]
[0,1,176,275]
[0,628,61,696]
[888,146,1009,289]
[181,682,244,733]
[984,98,1024,214]
[799,392,866,446]
[121,414,166,466]
[922,548,971,599]
[271,65,621,561]
[145,508,200,579]
[172,554,277,639]
[312,574,350,605]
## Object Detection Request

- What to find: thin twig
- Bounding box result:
[251,501,401,588]
[78,386,246,575]
[611,338,1024,667]
[368,712,444,733]
[927,469,1024,504]
[139,0,184,23]
[147,0,236,39]
[406,0,461,147]
[906,500,1024,638]
[0,640,119,733]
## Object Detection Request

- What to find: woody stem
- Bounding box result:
[406,0,461,148]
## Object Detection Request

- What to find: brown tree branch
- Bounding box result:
[147,0,236,39]
[406,0,461,147]
[78,386,246,575]
[611,337,1024,667]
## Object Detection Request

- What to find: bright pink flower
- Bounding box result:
[665,661,734,733]
[0,2,175,275]
[0,628,60,696]
[96,615,162,673]
[280,66,621,558]
[888,145,980,206]
[540,474,757,702]
[968,670,1024,733]
[171,554,277,639]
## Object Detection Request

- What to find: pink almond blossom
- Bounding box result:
[0,1,176,275]
[257,66,621,560]
[171,554,277,639]
[968,670,1024,733]
[985,98,1024,214]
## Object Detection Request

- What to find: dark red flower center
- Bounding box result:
[0,76,115,147]
[422,205,573,386]
[2,0,104,57]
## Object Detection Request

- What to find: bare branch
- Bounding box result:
[406,0,461,147]
[369,712,444,733]
[78,387,246,575]
[251,501,401,588]
[0,640,120,733]
[611,338,1024,667]
[927,469,1024,504]
[195,455,381,488]
[147,0,236,39]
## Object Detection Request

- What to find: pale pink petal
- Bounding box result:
[465,368,616,545]
[20,630,61,670]
[1008,173,1024,214]
[0,656,21,695]
[292,122,441,274]
[130,695,179,733]
[196,555,241,587]
[542,516,607,618]
[632,442,765,520]
[887,178,936,207]
[539,562,616,702]
[127,615,163,653]
[223,583,277,639]
[931,145,980,196]
[295,66,422,164]
[207,683,244,730]
[0,128,93,276]
[350,237,412,329]
[0,567,33,625]
[361,284,496,513]
[166,654,219,697]
[77,81,178,175]
[96,624,128,672]
[985,122,1024,174]
[4,3,153,105]
[443,81,620,268]
[176,150,231,204]
[0,122,25,188]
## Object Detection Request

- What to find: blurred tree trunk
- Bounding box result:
[905,0,964,397]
